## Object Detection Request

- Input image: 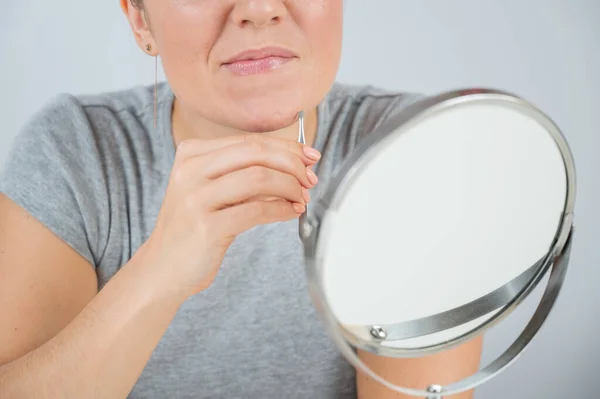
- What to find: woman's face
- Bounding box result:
[126,0,343,132]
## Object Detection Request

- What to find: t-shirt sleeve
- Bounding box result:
[335,84,427,146]
[0,94,108,267]
[368,91,427,134]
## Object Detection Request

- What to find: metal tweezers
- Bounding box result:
[297,111,306,145]
[298,111,308,223]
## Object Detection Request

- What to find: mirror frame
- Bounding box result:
[300,88,576,397]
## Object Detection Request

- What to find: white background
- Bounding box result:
[1,1,598,397]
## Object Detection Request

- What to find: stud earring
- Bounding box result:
[146,43,152,52]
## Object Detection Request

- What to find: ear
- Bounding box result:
[120,0,157,56]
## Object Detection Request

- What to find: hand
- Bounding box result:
[141,134,320,299]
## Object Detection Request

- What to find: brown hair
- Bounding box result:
[130,0,143,10]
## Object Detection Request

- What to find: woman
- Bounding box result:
[0,1,483,398]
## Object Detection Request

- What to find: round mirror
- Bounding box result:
[300,88,576,397]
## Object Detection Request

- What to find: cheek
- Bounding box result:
[312,18,342,68]
[302,1,343,91]
[154,6,221,81]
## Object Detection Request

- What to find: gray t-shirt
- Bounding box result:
[0,82,421,398]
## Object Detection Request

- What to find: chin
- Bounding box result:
[227,93,305,133]
[214,70,308,128]
[234,111,298,133]
[239,107,299,133]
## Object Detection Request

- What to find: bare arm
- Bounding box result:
[0,134,318,398]
[0,194,186,399]
[357,336,483,399]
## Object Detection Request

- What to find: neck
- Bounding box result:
[170,98,319,147]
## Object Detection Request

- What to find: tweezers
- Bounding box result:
[297,111,308,222]
[297,111,306,145]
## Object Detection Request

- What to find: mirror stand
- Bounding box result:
[303,224,574,398]
[426,385,443,399]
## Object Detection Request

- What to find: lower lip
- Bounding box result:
[222,56,295,76]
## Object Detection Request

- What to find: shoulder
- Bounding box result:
[325,81,424,104]
[1,81,173,202]
[0,84,168,266]
[5,82,172,178]
[320,82,426,146]
[18,83,163,145]
[324,82,424,118]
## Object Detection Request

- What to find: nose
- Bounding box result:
[231,0,288,28]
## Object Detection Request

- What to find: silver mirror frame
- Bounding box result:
[300,88,576,397]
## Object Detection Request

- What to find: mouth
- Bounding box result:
[221,46,298,76]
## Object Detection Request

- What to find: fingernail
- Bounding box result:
[307,168,318,185]
[293,203,306,213]
[303,146,321,161]
[302,188,311,203]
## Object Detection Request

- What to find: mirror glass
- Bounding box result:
[313,96,568,352]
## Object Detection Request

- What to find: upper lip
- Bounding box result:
[222,46,298,64]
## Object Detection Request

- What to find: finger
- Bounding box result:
[249,188,310,204]
[176,134,321,165]
[181,141,318,188]
[216,199,304,237]
[204,167,306,210]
